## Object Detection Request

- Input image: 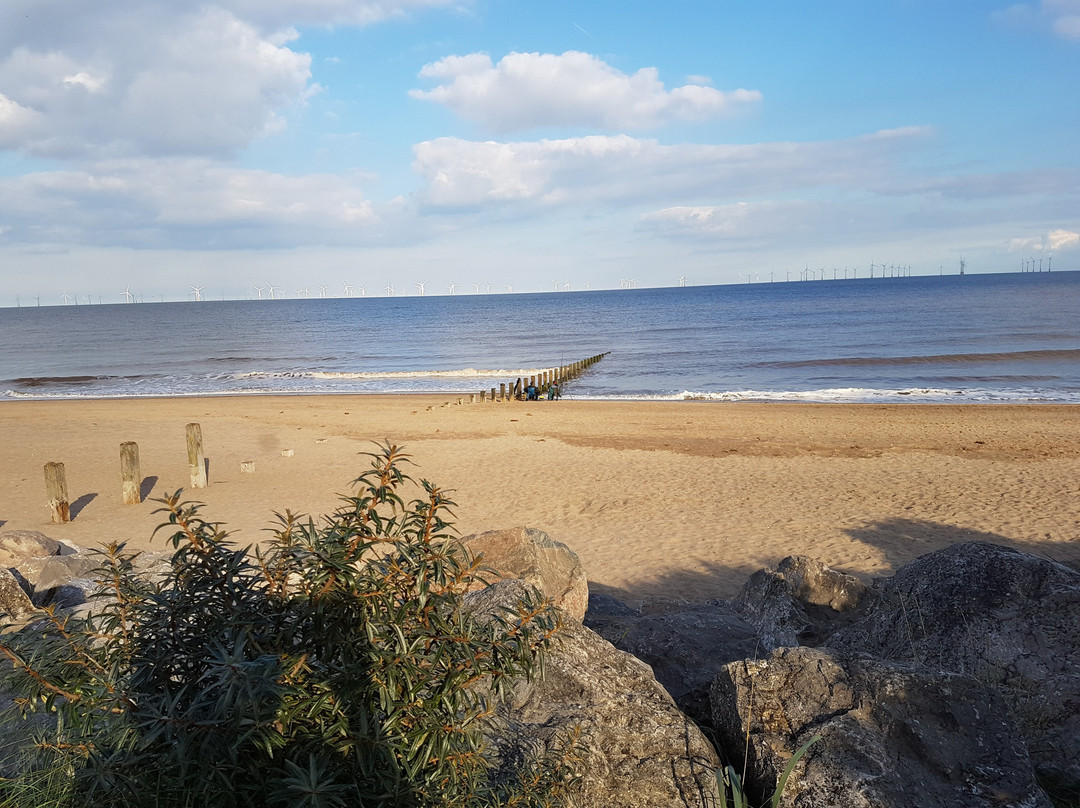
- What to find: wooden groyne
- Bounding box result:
[479,352,610,402]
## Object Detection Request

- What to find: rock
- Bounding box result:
[460,527,588,622]
[711,645,1051,808]
[469,581,721,808]
[734,555,868,649]
[0,568,36,619]
[828,542,1080,795]
[0,531,60,568]
[25,555,102,608]
[585,593,761,727]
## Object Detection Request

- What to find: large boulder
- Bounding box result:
[469,581,721,808]
[585,593,760,727]
[734,555,868,649]
[711,645,1051,808]
[460,527,588,622]
[828,542,1080,795]
[0,531,61,568]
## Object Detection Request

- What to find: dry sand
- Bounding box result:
[2,396,1078,606]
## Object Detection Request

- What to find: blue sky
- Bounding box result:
[0,0,1077,304]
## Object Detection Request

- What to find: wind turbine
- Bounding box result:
[61,293,73,305]
[190,285,205,302]
[563,281,571,292]
[384,281,395,296]
[342,281,354,298]
[677,276,686,287]
[252,285,266,300]
[121,287,134,303]
[266,282,280,300]
[552,280,560,292]
[485,282,493,294]
[415,281,427,296]
[297,286,310,299]
[317,284,328,298]
[448,282,457,295]
[506,283,513,293]
[357,286,367,297]
[473,282,482,294]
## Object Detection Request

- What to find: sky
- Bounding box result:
[0,0,1078,305]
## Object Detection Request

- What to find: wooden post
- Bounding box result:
[186,423,207,488]
[120,441,141,505]
[44,461,70,523]
[500,383,506,401]
[490,386,497,401]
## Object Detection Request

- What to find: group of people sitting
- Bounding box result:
[524,381,561,401]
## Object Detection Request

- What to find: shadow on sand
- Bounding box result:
[70,493,98,520]
[588,519,1079,610]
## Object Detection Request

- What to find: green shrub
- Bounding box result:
[0,443,577,807]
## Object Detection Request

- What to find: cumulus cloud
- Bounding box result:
[412,127,930,209]
[409,51,761,132]
[0,3,313,159]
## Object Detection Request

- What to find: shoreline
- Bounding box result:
[3,395,1078,605]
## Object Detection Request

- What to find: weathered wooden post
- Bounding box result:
[44,461,70,524]
[186,423,207,488]
[490,386,497,401]
[500,383,506,401]
[120,441,141,505]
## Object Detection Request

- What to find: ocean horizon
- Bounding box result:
[3,271,1078,405]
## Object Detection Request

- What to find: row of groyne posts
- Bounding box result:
[465,352,610,405]
[39,353,610,523]
[43,423,211,525]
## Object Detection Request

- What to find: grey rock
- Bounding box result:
[0,568,36,619]
[828,541,1080,795]
[461,526,589,622]
[585,593,761,727]
[734,555,869,649]
[711,645,1051,808]
[470,581,721,808]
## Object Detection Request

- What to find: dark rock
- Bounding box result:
[734,555,869,649]
[586,594,761,727]
[470,581,721,807]
[0,568,36,620]
[711,645,1051,808]
[828,542,1080,795]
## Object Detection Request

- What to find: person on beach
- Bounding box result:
[526,383,538,400]
[548,382,560,400]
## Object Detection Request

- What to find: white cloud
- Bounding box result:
[409,51,761,132]
[1049,228,1080,249]
[0,160,381,249]
[1005,228,1080,252]
[412,127,930,209]
[991,0,1080,39]
[0,4,312,159]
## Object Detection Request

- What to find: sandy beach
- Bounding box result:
[2,396,1078,606]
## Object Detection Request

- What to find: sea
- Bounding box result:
[2,271,1078,404]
